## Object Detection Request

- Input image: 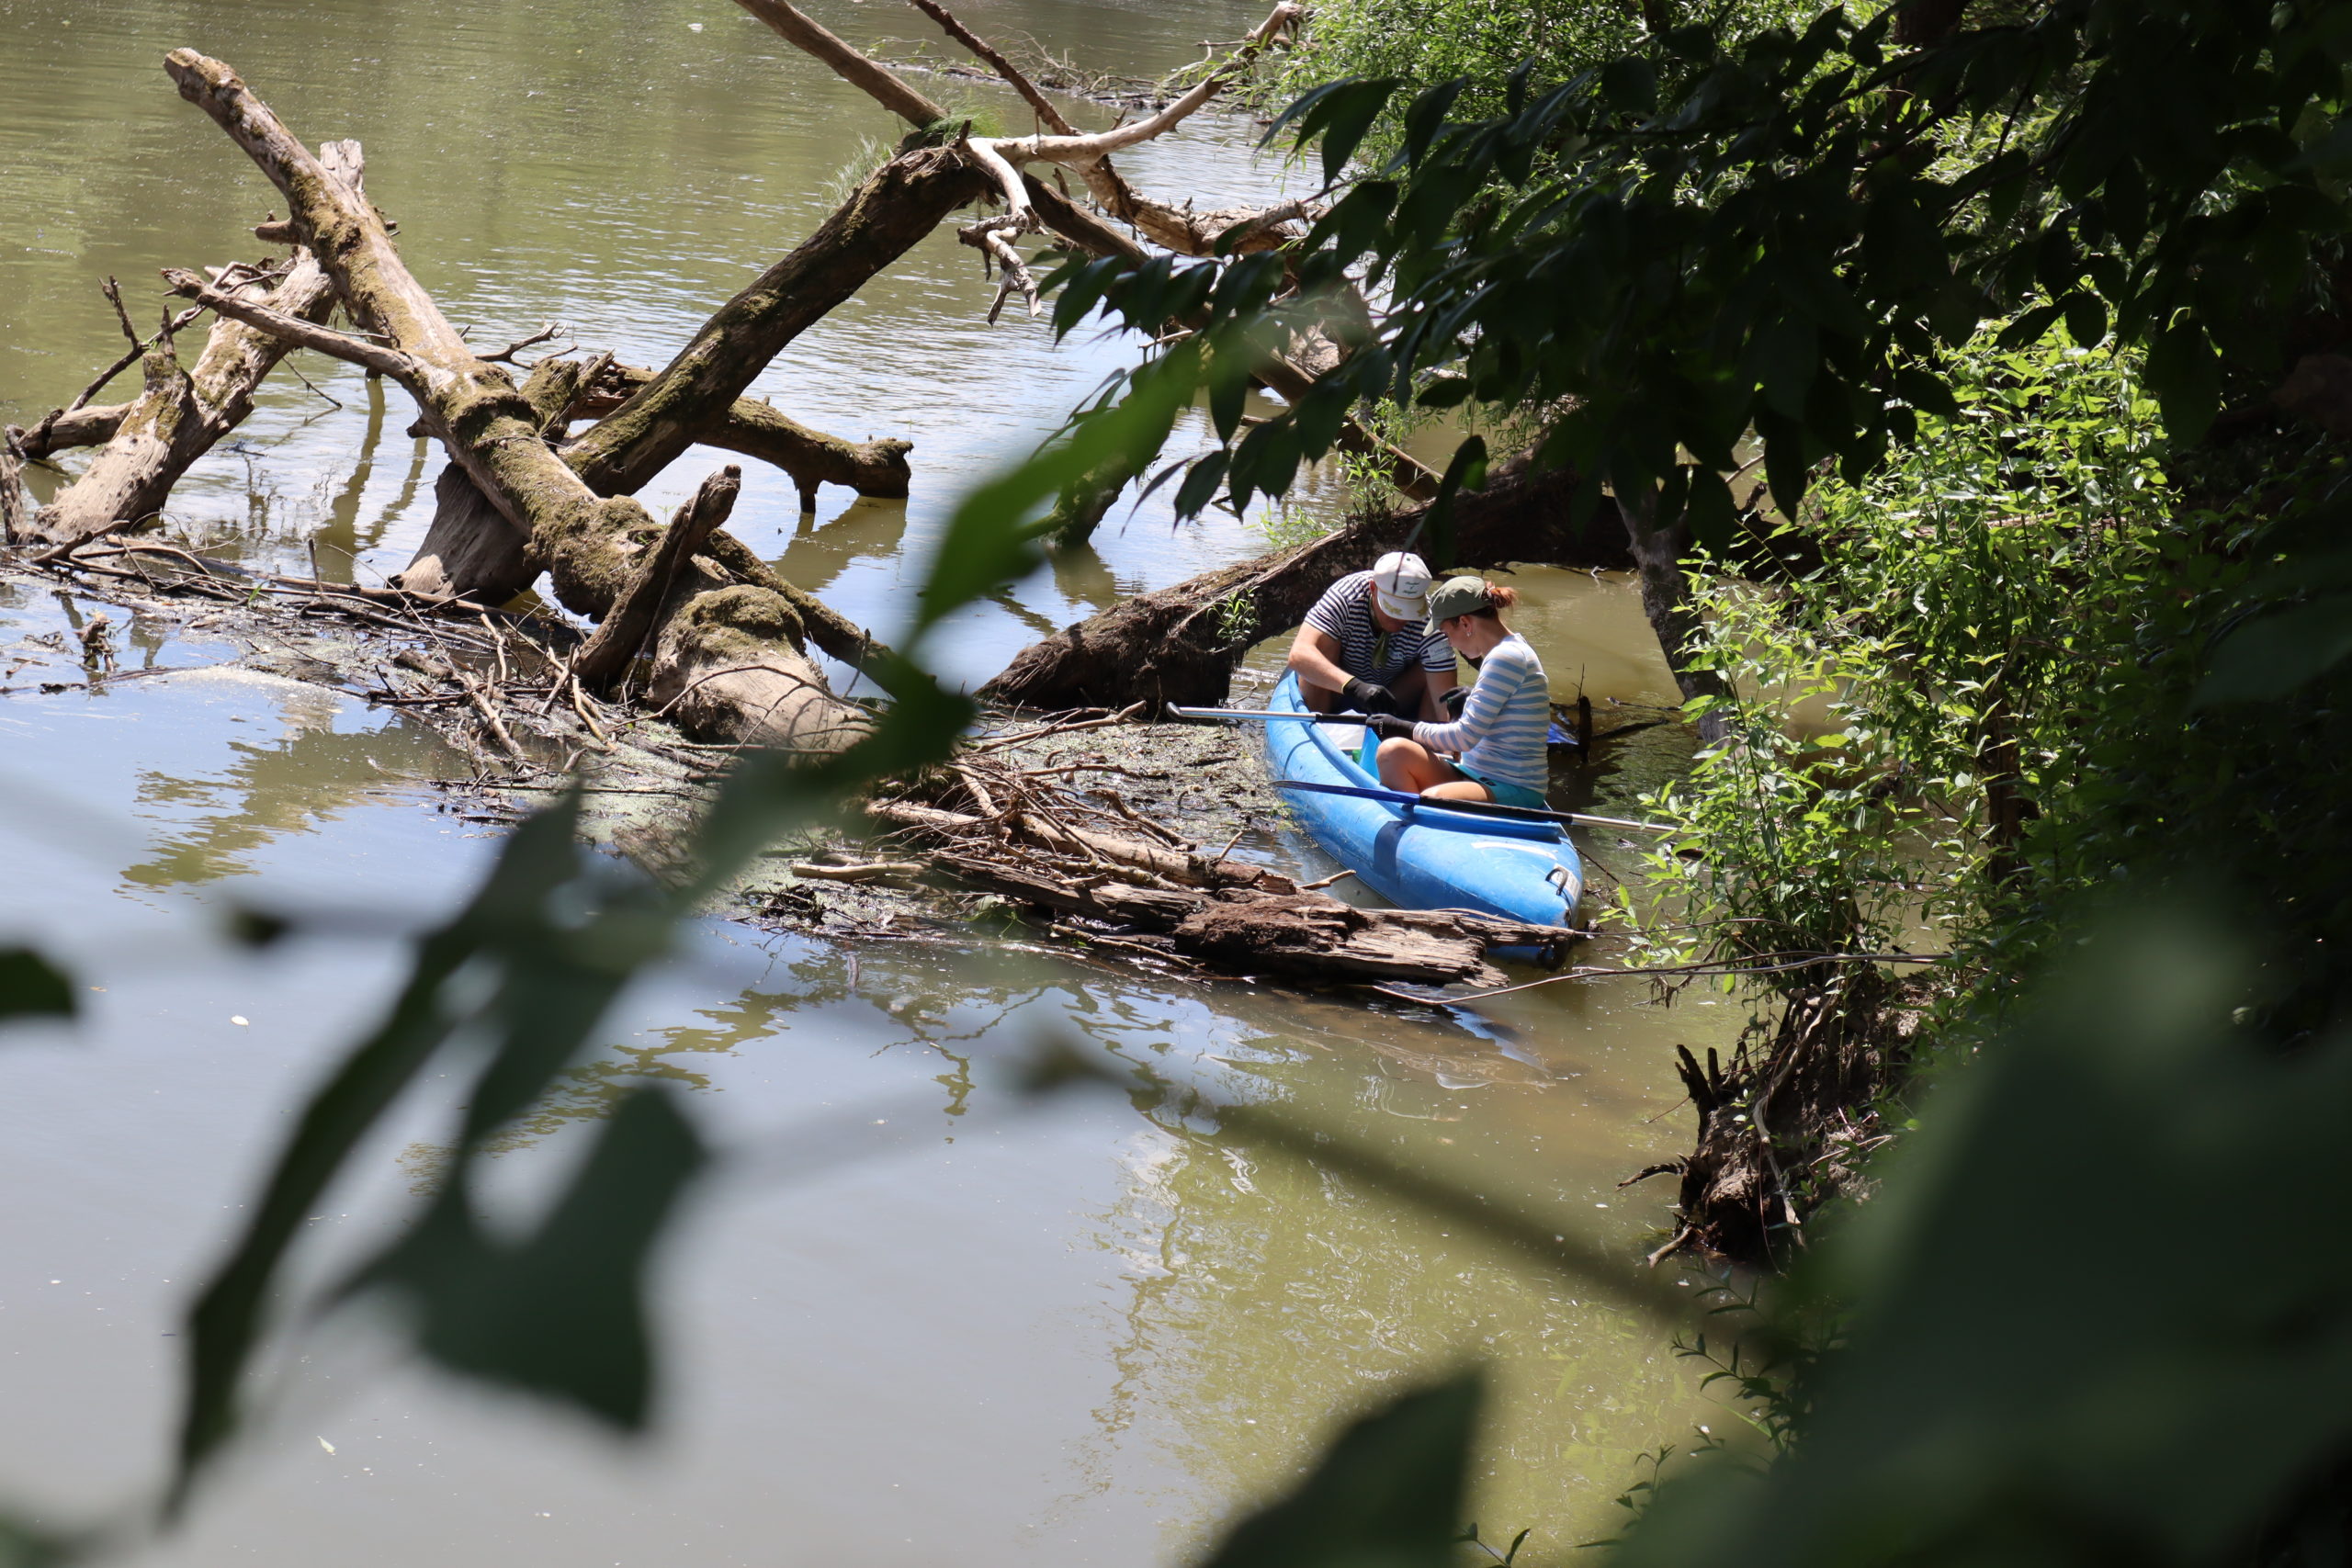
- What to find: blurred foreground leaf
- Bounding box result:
[1198,1373,1483,1568]
[0,949,74,1025]
[1613,909,2352,1566]
[356,1086,706,1427]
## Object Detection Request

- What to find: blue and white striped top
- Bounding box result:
[1411,633,1550,793]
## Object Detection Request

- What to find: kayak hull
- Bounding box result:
[1261,673,1581,945]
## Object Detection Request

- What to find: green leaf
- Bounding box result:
[356,1086,707,1429]
[2194,594,2352,705]
[1268,78,1405,186]
[1421,435,1488,568]
[2061,291,2108,348]
[1892,366,1961,421]
[175,800,592,1503]
[1196,1373,1484,1568]
[1174,451,1228,519]
[0,948,74,1024]
[2144,321,2222,446]
[1401,78,1468,169]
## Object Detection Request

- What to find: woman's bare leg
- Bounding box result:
[1374,739,1492,800]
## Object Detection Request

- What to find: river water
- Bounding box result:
[0,1,1745,1562]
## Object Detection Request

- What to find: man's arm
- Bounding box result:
[1286,625,1353,698]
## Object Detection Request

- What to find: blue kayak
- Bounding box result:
[1261,672,1582,932]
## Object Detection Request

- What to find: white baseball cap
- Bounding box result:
[1369,550,1431,620]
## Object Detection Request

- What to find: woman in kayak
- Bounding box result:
[1365,576,1549,808]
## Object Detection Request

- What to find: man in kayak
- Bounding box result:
[1363,576,1550,807]
[1285,550,1456,719]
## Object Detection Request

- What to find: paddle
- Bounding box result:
[1165,703,1577,745]
[1165,703,1369,726]
[1267,779,1675,835]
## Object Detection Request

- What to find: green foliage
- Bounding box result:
[1054,0,2350,538]
[1623,321,2180,985]
[1613,908,2352,1568]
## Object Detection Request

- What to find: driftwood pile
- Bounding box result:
[864,734,1575,986]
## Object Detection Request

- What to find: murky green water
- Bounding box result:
[0,2,1745,1562]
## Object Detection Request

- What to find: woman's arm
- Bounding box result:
[1411,653,1523,754]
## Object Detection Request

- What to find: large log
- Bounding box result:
[162,50,867,752]
[981,461,1634,711]
[25,150,354,549]
[392,355,587,604]
[575,361,912,509]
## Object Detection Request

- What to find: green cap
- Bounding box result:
[1426,575,1492,621]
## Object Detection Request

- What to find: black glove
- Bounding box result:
[1340,676,1398,716]
[1439,684,1470,719]
[1365,714,1417,740]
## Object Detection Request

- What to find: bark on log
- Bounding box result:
[164,49,867,752]
[0,437,28,544]
[393,355,587,604]
[575,361,912,508]
[8,403,130,458]
[574,465,741,690]
[982,460,1633,711]
[26,157,353,549]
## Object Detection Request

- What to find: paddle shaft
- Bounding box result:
[1269,779,1673,835]
[1166,702,1574,745]
[1165,704,1368,726]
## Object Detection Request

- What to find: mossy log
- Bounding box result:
[23,148,353,549]
[161,49,867,752]
[981,461,1635,711]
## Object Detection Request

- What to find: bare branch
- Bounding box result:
[902,0,1077,135]
[732,0,945,126]
[159,266,417,381]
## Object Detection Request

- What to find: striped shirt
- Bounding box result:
[1412,633,1550,793]
[1302,571,1455,685]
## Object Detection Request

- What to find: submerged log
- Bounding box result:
[25,148,356,549]
[163,49,867,752]
[983,460,1634,711]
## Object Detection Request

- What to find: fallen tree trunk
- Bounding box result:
[388,141,974,626]
[741,0,1431,546]
[982,461,1634,711]
[25,152,354,550]
[164,49,867,754]
[575,361,912,510]
[8,403,130,458]
[392,355,589,605]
